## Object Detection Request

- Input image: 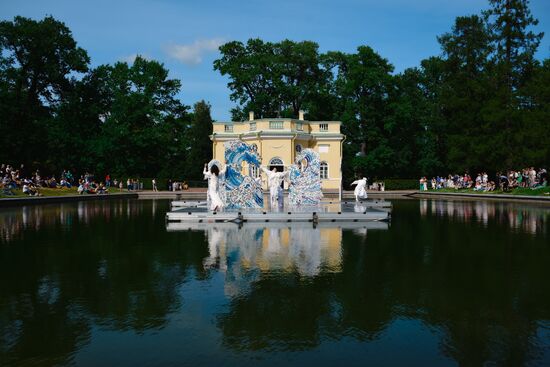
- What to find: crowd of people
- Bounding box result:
[419,167,548,192]
[0,164,116,196]
[1,163,192,197]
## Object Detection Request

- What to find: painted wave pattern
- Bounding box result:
[289,148,323,206]
[224,141,263,209]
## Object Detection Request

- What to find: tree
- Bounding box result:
[185,101,213,180]
[437,15,494,172]
[328,46,395,179]
[484,0,543,93]
[482,0,544,168]
[0,16,89,167]
[214,39,329,120]
[92,56,188,177]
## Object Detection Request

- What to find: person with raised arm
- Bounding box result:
[261,166,288,207]
[203,163,226,211]
[350,177,368,201]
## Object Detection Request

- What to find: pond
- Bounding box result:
[1,199,549,366]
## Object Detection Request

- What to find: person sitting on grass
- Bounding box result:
[97,182,108,194]
[60,178,71,188]
[23,183,40,196]
[498,173,509,192]
[532,177,547,189]
[77,181,85,195]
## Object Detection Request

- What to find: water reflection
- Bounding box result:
[420,199,550,234]
[0,199,549,366]
[0,199,162,243]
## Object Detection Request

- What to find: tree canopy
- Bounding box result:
[0,0,548,183]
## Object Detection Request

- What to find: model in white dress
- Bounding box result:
[261,167,288,207]
[350,177,368,201]
[203,164,226,211]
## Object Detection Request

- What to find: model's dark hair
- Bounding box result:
[210,165,219,176]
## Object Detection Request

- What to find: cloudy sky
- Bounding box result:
[2,0,549,120]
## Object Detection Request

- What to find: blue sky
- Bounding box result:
[2,0,549,120]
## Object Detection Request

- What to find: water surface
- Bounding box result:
[1,199,549,366]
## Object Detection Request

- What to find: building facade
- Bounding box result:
[210,112,345,191]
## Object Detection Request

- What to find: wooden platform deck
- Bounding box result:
[166,201,390,223]
[166,220,389,231]
[170,199,392,211]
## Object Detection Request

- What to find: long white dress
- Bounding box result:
[351,178,368,201]
[261,167,288,206]
[203,169,224,211]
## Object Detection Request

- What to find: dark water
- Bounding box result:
[1,199,549,366]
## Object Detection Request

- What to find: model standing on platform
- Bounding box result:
[261,166,288,207]
[203,163,225,211]
[351,177,368,201]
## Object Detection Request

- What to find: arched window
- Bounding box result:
[268,157,284,172]
[320,161,329,179]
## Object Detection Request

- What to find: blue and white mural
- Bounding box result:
[289,148,323,206]
[224,140,263,209]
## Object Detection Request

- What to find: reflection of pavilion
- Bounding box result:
[174,222,388,297]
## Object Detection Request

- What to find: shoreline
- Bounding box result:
[0,192,138,207]
[409,190,550,204]
[1,189,550,207]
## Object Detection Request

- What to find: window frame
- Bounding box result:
[320,161,329,179]
[269,121,284,130]
[319,123,329,132]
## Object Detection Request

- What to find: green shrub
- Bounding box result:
[108,177,207,191]
[381,179,418,190]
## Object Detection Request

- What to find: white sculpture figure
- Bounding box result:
[350,177,368,201]
[261,166,288,207]
[203,163,226,211]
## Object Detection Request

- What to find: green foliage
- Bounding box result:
[1,0,548,185]
[214,39,330,120]
[0,15,211,180]
[214,0,547,181]
[381,179,419,191]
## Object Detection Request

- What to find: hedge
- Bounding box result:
[107,177,207,191]
[380,179,418,190]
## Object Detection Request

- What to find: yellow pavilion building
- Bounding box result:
[210,111,345,192]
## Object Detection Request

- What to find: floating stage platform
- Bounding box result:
[166,201,390,224]
[171,199,392,211]
[166,220,389,232]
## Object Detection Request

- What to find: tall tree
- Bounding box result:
[328,46,395,179]
[185,101,214,180]
[484,0,543,93]
[482,0,544,168]
[214,39,328,120]
[437,15,494,172]
[92,56,188,176]
[0,16,89,167]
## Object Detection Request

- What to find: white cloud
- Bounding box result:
[164,38,225,65]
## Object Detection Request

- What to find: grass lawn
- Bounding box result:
[0,187,129,199]
[429,186,550,197]
[1,187,77,198]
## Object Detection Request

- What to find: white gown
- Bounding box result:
[203,169,224,211]
[261,167,287,206]
[351,178,368,200]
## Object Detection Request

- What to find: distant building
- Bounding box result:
[210,111,345,191]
